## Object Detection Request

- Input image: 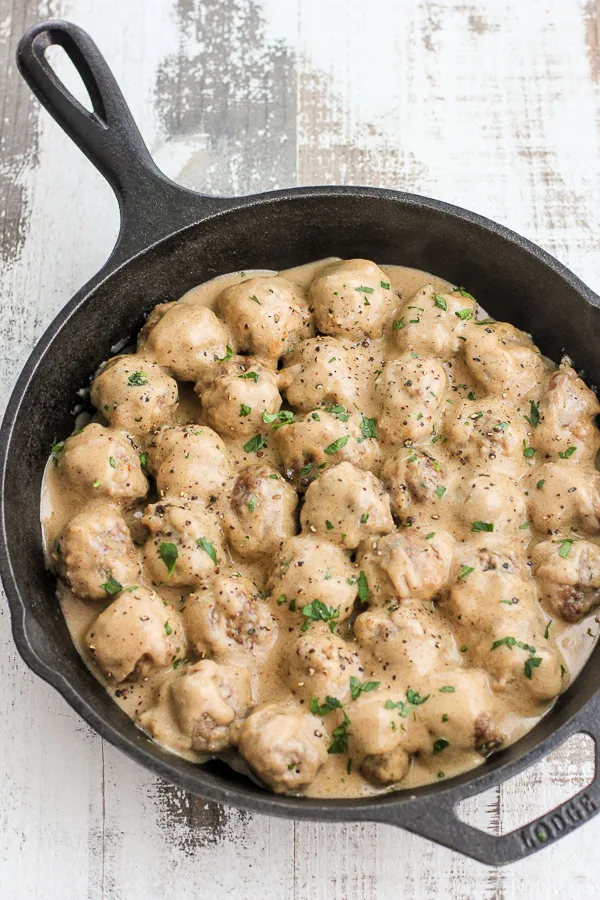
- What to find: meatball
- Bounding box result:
[376,355,448,443]
[85,587,182,682]
[309,258,395,340]
[196,357,281,437]
[266,535,357,621]
[147,425,231,501]
[142,500,224,588]
[533,363,600,464]
[237,703,328,793]
[527,463,600,535]
[222,464,298,559]
[91,355,178,438]
[55,423,147,501]
[380,445,452,516]
[350,692,411,784]
[53,503,140,601]
[445,546,561,700]
[278,337,359,412]
[416,669,504,755]
[444,398,529,476]
[274,408,380,491]
[463,321,545,400]
[361,746,411,786]
[355,601,461,677]
[140,660,251,754]
[300,462,393,549]
[287,625,362,703]
[392,283,477,358]
[531,539,600,622]
[184,574,278,665]
[217,275,312,362]
[142,301,232,382]
[455,472,528,544]
[357,530,455,605]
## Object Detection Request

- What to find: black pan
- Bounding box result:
[2,19,600,867]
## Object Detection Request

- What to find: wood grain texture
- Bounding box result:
[0,0,599,897]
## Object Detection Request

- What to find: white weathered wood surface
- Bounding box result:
[1,0,600,896]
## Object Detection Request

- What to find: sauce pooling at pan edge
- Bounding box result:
[42,257,600,799]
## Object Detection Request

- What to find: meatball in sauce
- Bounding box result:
[42,259,600,800]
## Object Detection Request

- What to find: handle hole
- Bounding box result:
[456,733,594,835]
[44,44,94,114]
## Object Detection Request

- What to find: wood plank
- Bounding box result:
[0,0,599,896]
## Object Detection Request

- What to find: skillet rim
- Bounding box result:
[2,182,600,859]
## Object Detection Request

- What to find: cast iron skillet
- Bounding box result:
[2,19,600,866]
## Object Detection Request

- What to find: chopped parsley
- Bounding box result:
[139,452,147,468]
[158,542,178,582]
[355,285,374,294]
[439,685,455,693]
[214,345,233,362]
[524,399,540,427]
[262,410,295,429]
[454,287,476,300]
[433,738,449,754]
[359,416,378,441]
[455,308,473,321]
[559,446,577,459]
[358,570,370,604]
[360,513,369,524]
[238,371,259,382]
[108,456,116,468]
[127,371,148,386]
[92,479,101,488]
[435,485,447,499]
[240,404,252,417]
[249,295,261,304]
[326,520,334,530]
[243,433,268,453]
[310,695,343,716]
[522,439,535,459]
[196,537,217,565]
[459,565,474,579]
[380,281,390,289]
[164,620,173,636]
[536,479,545,490]
[393,318,405,330]
[349,676,380,700]
[406,688,429,706]
[324,404,349,422]
[50,438,65,459]
[544,620,552,640]
[557,538,575,559]
[490,636,542,679]
[100,575,122,595]
[433,293,447,311]
[426,532,436,540]
[324,436,349,455]
[328,712,351,754]
[248,496,257,513]
[301,600,340,633]
[471,521,494,533]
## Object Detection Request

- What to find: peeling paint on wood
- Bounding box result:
[1,0,600,897]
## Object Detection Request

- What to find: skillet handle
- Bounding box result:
[16,19,224,259]
[370,706,600,866]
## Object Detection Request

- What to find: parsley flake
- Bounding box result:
[243,433,268,453]
[324,436,349,455]
[196,537,217,564]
